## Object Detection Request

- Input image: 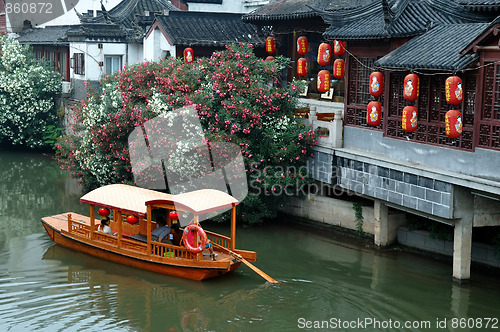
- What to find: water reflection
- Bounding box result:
[0,151,499,331]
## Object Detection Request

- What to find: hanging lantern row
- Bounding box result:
[297,36,308,55]
[445,109,463,139]
[266,36,276,54]
[297,57,308,77]
[403,73,419,101]
[184,47,194,63]
[445,76,463,105]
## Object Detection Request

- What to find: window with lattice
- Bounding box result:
[478,63,500,150]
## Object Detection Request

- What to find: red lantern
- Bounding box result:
[317,42,332,66]
[333,59,345,79]
[403,74,419,101]
[369,71,384,97]
[297,57,308,77]
[333,40,346,56]
[367,101,382,126]
[297,36,308,55]
[126,215,139,224]
[98,208,110,217]
[265,56,275,61]
[317,70,331,93]
[445,76,463,105]
[183,47,194,63]
[169,211,179,220]
[402,106,418,132]
[445,109,463,139]
[266,36,276,54]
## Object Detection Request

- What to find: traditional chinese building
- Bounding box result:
[244,0,500,281]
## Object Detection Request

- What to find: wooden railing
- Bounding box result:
[151,242,192,259]
[205,230,232,250]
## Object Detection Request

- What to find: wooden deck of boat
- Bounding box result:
[42,212,234,262]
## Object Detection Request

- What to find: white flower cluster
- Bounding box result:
[0,35,62,148]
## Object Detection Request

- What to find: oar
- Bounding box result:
[212,243,280,284]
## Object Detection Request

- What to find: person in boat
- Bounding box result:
[152,215,172,244]
[99,216,114,235]
[170,222,183,246]
[186,228,217,260]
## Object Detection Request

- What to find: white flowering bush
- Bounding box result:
[0,35,62,148]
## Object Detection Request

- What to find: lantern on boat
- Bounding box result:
[402,106,418,132]
[183,47,194,63]
[445,76,463,105]
[317,42,332,66]
[266,36,276,54]
[333,40,346,56]
[169,210,179,221]
[297,36,308,55]
[297,57,308,77]
[126,215,139,224]
[367,101,382,126]
[317,70,331,93]
[445,109,463,139]
[403,73,419,101]
[98,208,110,217]
[333,59,345,79]
[369,71,384,97]
[265,56,275,61]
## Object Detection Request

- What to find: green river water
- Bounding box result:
[0,151,499,332]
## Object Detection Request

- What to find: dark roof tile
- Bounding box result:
[156,11,265,47]
[374,23,489,71]
[16,25,71,45]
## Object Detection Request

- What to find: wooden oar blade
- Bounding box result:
[240,257,280,284]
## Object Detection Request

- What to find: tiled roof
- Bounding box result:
[184,0,223,3]
[156,11,265,47]
[455,0,500,11]
[242,0,375,23]
[16,25,71,45]
[323,0,492,40]
[374,23,489,71]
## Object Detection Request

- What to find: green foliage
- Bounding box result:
[57,44,317,223]
[0,35,62,149]
[406,215,453,241]
[353,202,364,234]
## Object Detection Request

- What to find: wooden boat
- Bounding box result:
[41,184,262,281]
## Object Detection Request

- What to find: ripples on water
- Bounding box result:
[0,152,499,331]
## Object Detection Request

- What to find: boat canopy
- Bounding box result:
[80,184,239,217]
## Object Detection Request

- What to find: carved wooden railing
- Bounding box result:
[205,230,232,250]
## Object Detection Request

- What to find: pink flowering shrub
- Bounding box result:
[57,44,316,223]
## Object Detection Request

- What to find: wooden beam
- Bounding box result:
[147,206,152,256]
[230,205,236,251]
[90,204,95,240]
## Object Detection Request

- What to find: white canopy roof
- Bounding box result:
[80,184,239,217]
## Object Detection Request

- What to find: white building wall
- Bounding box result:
[143,27,176,62]
[188,0,269,13]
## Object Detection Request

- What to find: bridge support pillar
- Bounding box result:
[452,187,474,282]
[374,200,390,247]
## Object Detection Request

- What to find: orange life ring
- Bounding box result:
[183,224,208,254]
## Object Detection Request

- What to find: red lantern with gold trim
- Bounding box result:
[265,56,275,61]
[445,109,463,139]
[266,36,276,54]
[367,101,382,126]
[297,36,308,55]
[333,40,346,56]
[445,76,463,105]
[333,59,345,79]
[317,70,331,93]
[317,43,332,66]
[402,106,418,132]
[126,215,139,224]
[98,208,110,217]
[297,57,308,77]
[183,47,194,63]
[403,74,419,101]
[169,211,179,221]
[369,71,384,98]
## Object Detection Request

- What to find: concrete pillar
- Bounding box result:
[452,186,474,282]
[374,200,389,246]
[332,111,343,148]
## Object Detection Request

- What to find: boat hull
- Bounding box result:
[41,219,241,281]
